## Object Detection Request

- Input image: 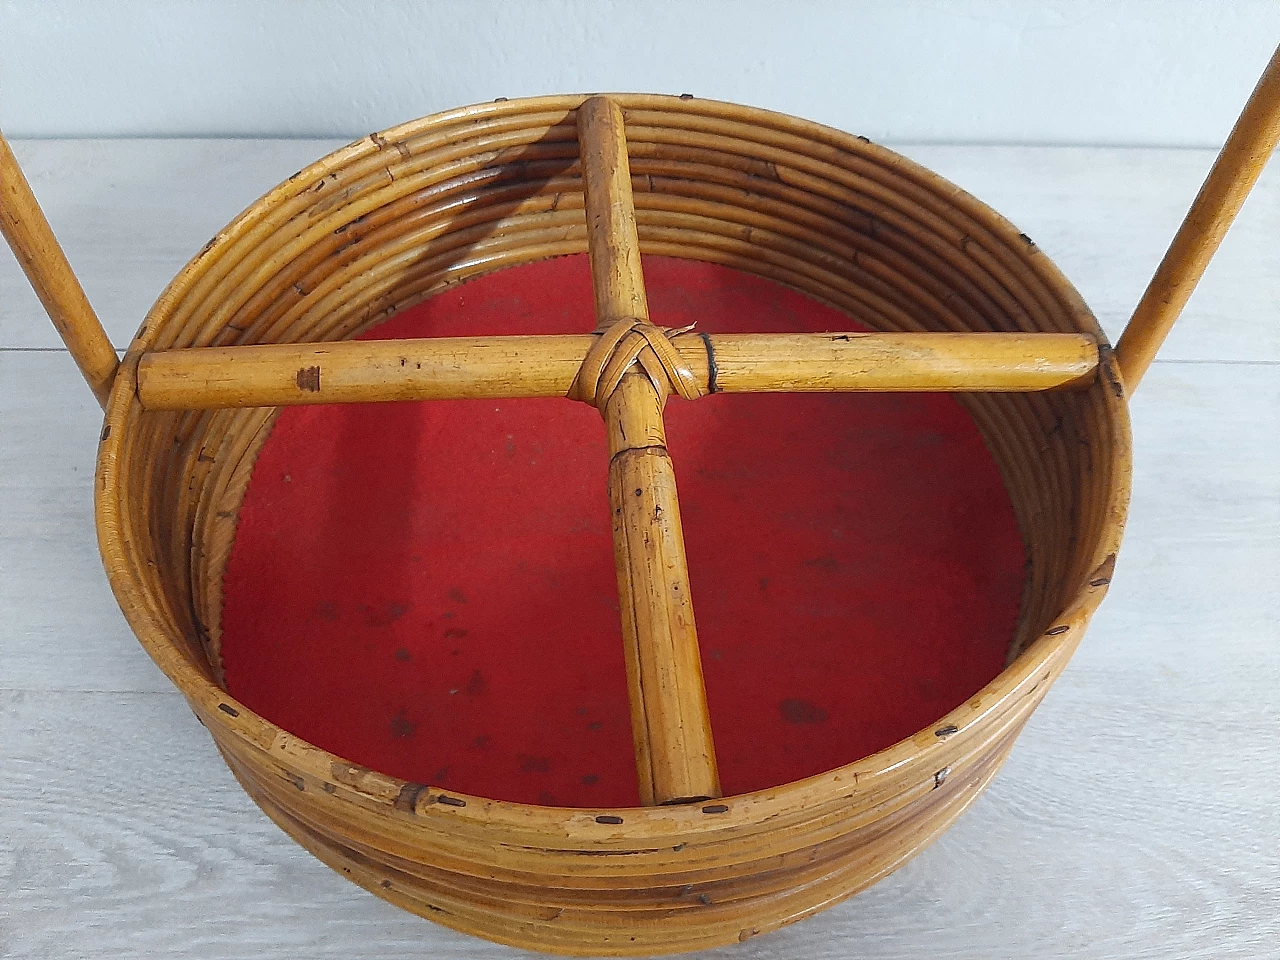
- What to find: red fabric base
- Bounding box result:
[221,256,1025,808]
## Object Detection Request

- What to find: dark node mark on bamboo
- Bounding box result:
[1096,344,1125,398]
[435,794,467,807]
[1089,554,1117,589]
[856,134,871,144]
[1046,625,1070,636]
[322,782,337,794]
[831,334,851,341]
[216,510,236,520]
[99,424,111,442]
[381,879,391,888]
[296,366,321,392]
[700,331,718,393]
[702,804,729,814]
[288,772,306,791]
[494,96,508,102]
[217,703,239,717]
[698,894,713,906]
[1019,232,1037,250]
[393,781,428,813]
[933,767,950,789]
[935,724,959,738]
[672,843,685,852]
[596,815,624,825]
[634,487,643,496]
[680,93,694,100]
[739,928,760,942]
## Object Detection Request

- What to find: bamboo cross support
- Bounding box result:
[579,95,720,804]
[134,332,1099,410]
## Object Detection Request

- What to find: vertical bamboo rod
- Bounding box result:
[579,95,721,804]
[1115,43,1280,391]
[0,129,118,408]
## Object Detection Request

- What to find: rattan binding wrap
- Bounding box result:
[96,94,1131,955]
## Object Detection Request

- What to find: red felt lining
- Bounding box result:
[221,256,1025,808]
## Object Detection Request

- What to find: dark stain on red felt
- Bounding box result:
[220,256,1026,808]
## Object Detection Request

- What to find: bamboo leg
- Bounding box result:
[0,130,118,408]
[580,95,720,804]
[1115,43,1280,391]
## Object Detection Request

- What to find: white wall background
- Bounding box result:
[1,0,1279,146]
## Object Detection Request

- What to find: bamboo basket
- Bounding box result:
[3,50,1278,955]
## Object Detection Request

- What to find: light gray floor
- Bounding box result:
[1,140,1277,959]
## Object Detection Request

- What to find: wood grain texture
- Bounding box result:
[2,137,1277,958]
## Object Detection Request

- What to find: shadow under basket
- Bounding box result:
[96,95,1131,955]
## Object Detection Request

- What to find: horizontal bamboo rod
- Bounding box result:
[135,332,1099,410]
[0,129,119,408]
[1115,42,1280,391]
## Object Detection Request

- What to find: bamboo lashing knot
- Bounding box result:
[569,318,705,409]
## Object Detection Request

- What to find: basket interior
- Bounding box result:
[103,96,1125,816]
[217,255,1026,806]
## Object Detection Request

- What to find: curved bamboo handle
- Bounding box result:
[579,96,721,805]
[0,130,117,408]
[1115,43,1280,391]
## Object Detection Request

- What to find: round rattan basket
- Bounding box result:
[8,42,1277,946]
[91,95,1131,954]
